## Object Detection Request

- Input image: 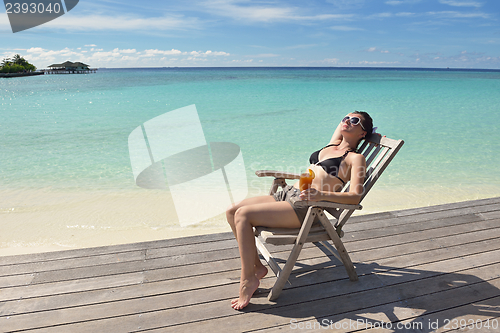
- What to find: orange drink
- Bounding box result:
[299,169,315,191]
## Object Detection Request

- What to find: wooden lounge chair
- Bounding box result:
[254,134,404,301]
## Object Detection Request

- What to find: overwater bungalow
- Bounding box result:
[44,61,97,74]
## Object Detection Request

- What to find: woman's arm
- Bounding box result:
[328,122,344,145]
[300,154,367,205]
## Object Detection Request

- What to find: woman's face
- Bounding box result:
[341,113,367,137]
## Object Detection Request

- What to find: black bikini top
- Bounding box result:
[309,144,353,185]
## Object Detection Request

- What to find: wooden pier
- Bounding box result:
[41,68,98,74]
[1,197,499,332]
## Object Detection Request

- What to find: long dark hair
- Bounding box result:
[352,110,373,139]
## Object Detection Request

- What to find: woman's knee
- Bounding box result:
[226,201,242,221]
[226,205,235,219]
[233,206,252,227]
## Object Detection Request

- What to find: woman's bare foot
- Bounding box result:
[255,264,268,280]
[231,276,260,310]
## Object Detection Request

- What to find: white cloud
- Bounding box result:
[90,50,121,61]
[6,47,232,68]
[426,11,490,19]
[370,12,393,19]
[231,59,254,63]
[246,53,280,58]
[201,0,297,22]
[395,12,416,17]
[22,47,82,65]
[406,50,500,67]
[330,25,364,31]
[143,49,183,56]
[438,0,483,7]
[365,47,390,53]
[0,13,11,31]
[145,48,230,58]
[358,60,400,65]
[385,0,421,5]
[188,50,230,57]
[326,0,365,9]
[42,14,202,31]
[295,14,356,21]
[323,58,340,64]
[26,47,45,54]
[115,48,137,54]
[200,0,354,23]
[205,50,230,56]
[285,44,320,50]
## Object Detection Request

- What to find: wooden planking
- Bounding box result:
[0,197,499,332]
[1,211,498,304]
[0,238,239,278]
[0,232,236,267]
[0,209,496,294]
[82,253,500,333]
[1,197,497,274]
[0,213,488,297]
[140,243,500,332]
[0,196,496,270]
[251,249,500,332]
[0,224,496,296]
[1,199,498,282]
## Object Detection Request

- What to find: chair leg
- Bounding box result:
[255,237,282,277]
[317,240,342,262]
[267,207,318,301]
[317,210,358,282]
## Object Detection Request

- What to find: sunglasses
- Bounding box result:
[342,116,366,131]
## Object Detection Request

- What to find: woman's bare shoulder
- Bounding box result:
[347,151,366,164]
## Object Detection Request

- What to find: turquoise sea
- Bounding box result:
[1,67,500,255]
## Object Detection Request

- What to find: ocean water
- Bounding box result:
[1,67,500,255]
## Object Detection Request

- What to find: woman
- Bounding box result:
[226,111,373,310]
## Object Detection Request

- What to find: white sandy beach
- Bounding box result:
[2,183,499,257]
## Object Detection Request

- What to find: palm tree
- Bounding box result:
[1,58,12,67]
[12,54,28,67]
[1,54,36,72]
[12,54,22,64]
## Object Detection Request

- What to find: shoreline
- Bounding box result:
[0,72,44,78]
[1,185,499,257]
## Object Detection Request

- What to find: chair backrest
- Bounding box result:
[337,134,404,229]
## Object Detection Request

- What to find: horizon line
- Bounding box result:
[84,66,500,72]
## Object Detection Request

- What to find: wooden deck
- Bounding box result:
[1,197,500,332]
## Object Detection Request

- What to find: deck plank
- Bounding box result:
[0,197,499,333]
[2,215,498,304]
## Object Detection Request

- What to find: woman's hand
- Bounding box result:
[299,188,323,201]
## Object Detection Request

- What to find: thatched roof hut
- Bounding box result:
[48,61,90,70]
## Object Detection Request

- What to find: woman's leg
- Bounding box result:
[230,200,302,310]
[226,195,276,238]
[226,195,276,279]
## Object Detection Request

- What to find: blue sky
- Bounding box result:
[1,0,499,68]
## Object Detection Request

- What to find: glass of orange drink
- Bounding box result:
[299,169,315,191]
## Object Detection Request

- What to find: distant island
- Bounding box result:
[0,54,43,78]
[0,56,99,78]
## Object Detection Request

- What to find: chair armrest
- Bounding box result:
[293,200,362,211]
[255,170,301,179]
